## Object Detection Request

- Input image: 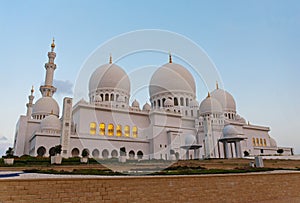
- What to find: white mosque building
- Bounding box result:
[13,41,293,160]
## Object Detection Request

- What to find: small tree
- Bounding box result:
[3,147,14,165]
[277,148,284,155]
[81,149,89,157]
[120,147,126,156]
[4,147,14,158]
[54,145,62,155]
[243,150,250,157]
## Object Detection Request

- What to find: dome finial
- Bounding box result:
[109,53,112,64]
[51,37,55,51]
[216,81,219,89]
[169,51,172,63]
[31,85,34,94]
[207,92,210,98]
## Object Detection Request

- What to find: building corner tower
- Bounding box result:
[26,86,35,117]
[60,98,73,158]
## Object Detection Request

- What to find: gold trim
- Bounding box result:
[109,53,112,64]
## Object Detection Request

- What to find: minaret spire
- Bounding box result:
[39,39,57,97]
[31,85,34,95]
[26,86,35,117]
[109,53,112,64]
[51,38,55,52]
[216,81,219,89]
[169,51,172,63]
[207,92,210,98]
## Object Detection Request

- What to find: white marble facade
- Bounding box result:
[13,41,294,160]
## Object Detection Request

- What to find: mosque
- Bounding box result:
[13,40,294,160]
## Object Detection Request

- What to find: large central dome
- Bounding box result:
[149,63,196,98]
[89,63,130,94]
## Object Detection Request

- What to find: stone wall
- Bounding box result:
[0,172,299,203]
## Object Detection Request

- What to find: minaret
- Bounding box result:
[39,38,57,97]
[26,86,35,117]
[203,92,215,158]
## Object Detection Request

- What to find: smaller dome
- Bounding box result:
[270,137,277,147]
[78,98,88,104]
[199,96,222,115]
[222,125,243,137]
[142,103,151,111]
[189,99,199,108]
[40,115,61,131]
[185,134,196,146]
[94,95,102,102]
[164,98,174,107]
[131,100,140,108]
[32,97,59,117]
[117,95,125,103]
[236,115,246,124]
[210,88,236,112]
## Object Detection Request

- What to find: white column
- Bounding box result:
[194,149,197,159]
[223,142,229,158]
[186,150,189,160]
[235,141,242,158]
[230,143,234,158]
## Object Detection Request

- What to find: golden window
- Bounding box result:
[263,139,267,146]
[124,125,130,137]
[99,123,105,135]
[256,138,259,146]
[116,125,122,136]
[260,138,263,146]
[252,138,256,146]
[132,126,138,138]
[90,122,96,135]
[108,123,114,136]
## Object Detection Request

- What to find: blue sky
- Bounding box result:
[0,1,299,154]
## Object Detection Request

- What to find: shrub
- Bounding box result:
[81,149,89,157]
[243,151,250,157]
[54,145,62,155]
[277,149,284,155]
[120,147,126,156]
[3,147,14,158]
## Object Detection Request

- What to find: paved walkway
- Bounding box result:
[1,170,299,180]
